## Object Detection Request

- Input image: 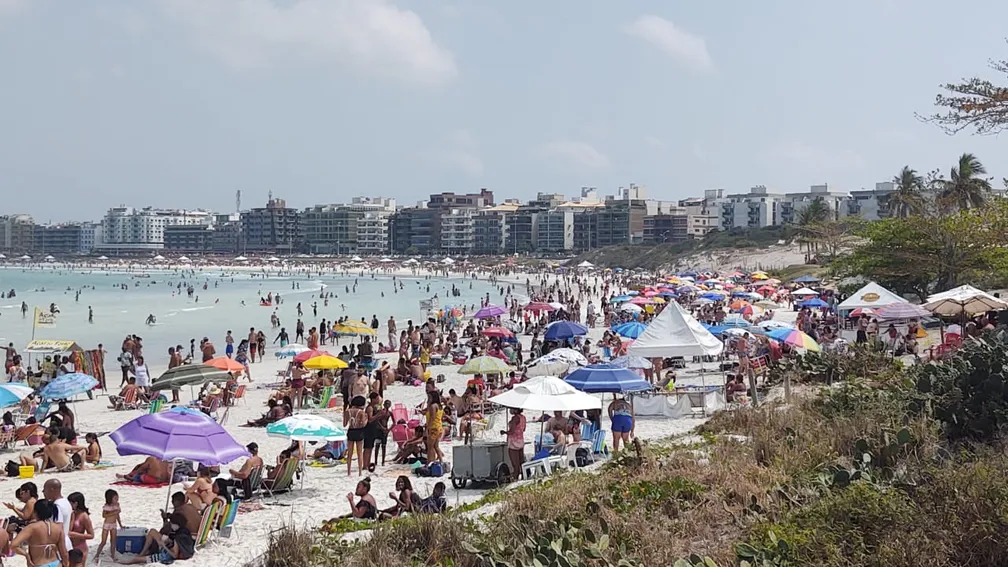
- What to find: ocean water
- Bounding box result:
[0,266,506,366]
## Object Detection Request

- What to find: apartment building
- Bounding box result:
[33,224,84,255]
[474,203,516,255]
[440,207,477,255]
[0,215,35,253]
[535,209,574,252]
[242,198,301,253]
[845,182,895,220]
[96,207,212,251]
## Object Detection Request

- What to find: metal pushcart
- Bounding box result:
[450,440,511,489]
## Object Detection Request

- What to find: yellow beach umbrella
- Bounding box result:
[303,355,348,370]
[332,322,377,336]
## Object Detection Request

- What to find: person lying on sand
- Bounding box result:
[116,456,171,485]
[242,399,288,427]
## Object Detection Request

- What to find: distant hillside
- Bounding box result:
[570,225,800,270]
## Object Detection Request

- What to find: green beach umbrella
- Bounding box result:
[459,355,512,375]
[151,364,231,392]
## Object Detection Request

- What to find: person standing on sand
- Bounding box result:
[225,331,234,358]
[387,316,397,349]
[248,327,258,363]
[200,338,215,362]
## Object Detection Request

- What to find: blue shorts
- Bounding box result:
[611,414,633,433]
[226,344,234,355]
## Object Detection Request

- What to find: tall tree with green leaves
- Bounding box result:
[923,44,1008,135]
[939,153,991,211]
[793,198,832,255]
[889,166,925,218]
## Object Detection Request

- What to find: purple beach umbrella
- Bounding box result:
[110,411,249,466]
[473,304,508,319]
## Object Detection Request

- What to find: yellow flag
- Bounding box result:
[33,307,56,328]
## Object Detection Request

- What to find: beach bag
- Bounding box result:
[575,448,591,467]
[415,465,431,477]
[5,460,20,477]
[429,462,444,477]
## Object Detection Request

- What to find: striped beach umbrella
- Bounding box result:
[151,364,231,392]
[767,328,821,352]
[39,373,98,400]
[0,383,34,408]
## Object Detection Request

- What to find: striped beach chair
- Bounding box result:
[195,500,221,548]
[216,498,241,539]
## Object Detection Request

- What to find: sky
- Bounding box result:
[2,0,1008,222]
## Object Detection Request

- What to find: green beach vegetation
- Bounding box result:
[257,332,1008,567]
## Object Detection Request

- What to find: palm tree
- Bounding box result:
[940,153,991,211]
[890,166,925,218]
[794,198,831,256]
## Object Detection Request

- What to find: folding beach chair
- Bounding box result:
[195,500,222,548]
[235,466,263,501]
[216,498,241,539]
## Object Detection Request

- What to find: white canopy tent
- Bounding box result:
[628,300,724,358]
[836,282,908,311]
[351,255,363,262]
[177,256,190,263]
[577,260,595,269]
[441,257,455,265]
[488,376,601,412]
[924,285,1008,316]
[790,287,819,296]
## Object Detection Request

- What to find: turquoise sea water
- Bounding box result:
[0,266,505,368]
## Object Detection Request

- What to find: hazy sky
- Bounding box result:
[3,0,1007,222]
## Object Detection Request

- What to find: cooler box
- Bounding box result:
[116,527,148,554]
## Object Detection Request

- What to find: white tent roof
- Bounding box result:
[441,257,455,265]
[268,256,280,262]
[628,301,724,358]
[790,287,819,296]
[0,254,6,259]
[153,255,165,261]
[19,255,31,260]
[577,260,595,268]
[97,255,108,260]
[234,256,248,261]
[837,282,908,311]
[379,258,393,263]
[351,255,363,262]
[43,255,54,260]
[924,285,1008,316]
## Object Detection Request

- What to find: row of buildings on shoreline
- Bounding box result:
[0,182,897,256]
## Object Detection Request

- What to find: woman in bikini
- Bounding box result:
[11,499,67,567]
[185,468,214,508]
[84,432,102,465]
[343,396,369,477]
[67,492,94,564]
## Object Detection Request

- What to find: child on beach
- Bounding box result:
[94,489,122,562]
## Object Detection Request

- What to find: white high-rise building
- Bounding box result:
[97,206,213,250]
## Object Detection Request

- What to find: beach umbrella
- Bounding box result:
[205,357,246,373]
[848,307,877,318]
[755,299,781,309]
[767,328,821,352]
[168,406,211,418]
[151,364,231,392]
[39,373,99,400]
[730,299,751,310]
[481,326,514,339]
[619,303,643,313]
[274,344,310,358]
[110,411,249,468]
[524,302,555,313]
[267,415,347,442]
[473,304,508,319]
[489,376,601,412]
[700,292,726,301]
[529,348,589,368]
[331,322,377,336]
[737,304,760,318]
[459,356,512,375]
[564,364,653,393]
[293,349,331,364]
[798,298,829,308]
[611,321,647,339]
[924,285,1008,317]
[543,321,589,341]
[628,296,654,306]
[0,383,34,408]
[302,355,348,370]
[756,320,794,331]
[608,355,652,370]
[609,295,633,303]
[877,303,931,320]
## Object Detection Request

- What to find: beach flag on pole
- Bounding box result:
[33,307,55,328]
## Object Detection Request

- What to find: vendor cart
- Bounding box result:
[450,440,511,489]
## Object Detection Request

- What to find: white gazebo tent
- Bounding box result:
[836,281,908,312]
[350,255,363,262]
[441,257,455,265]
[577,260,595,270]
[924,285,1008,317]
[628,300,724,358]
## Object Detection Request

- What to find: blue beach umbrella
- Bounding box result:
[799,298,829,308]
[565,363,653,393]
[611,321,648,339]
[543,321,589,341]
[40,373,98,400]
[610,295,632,304]
[0,383,34,408]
